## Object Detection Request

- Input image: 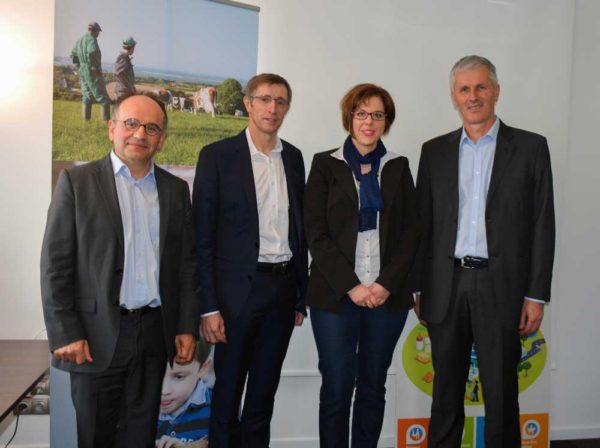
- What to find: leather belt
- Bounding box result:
[256,260,292,275]
[454,256,489,269]
[119,305,159,317]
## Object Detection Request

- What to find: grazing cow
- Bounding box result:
[168,96,180,112]
[105,83,171,106]
[191,87,217,117]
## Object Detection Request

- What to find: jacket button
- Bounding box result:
[248,275,253,281]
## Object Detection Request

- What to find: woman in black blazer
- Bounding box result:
[304,84,420,448]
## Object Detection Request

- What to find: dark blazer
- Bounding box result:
[40,154,200,373]
[304,147,421,313]
[414,121,555,328]
[192,130,308,319]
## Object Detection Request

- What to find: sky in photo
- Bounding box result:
[54,0,258,82]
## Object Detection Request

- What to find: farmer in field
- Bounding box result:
[71,21,111,122]
[114,37,137,101]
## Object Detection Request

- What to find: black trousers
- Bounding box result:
[69,308,167,448]
[427,267,522,448]
[209,270,297,448]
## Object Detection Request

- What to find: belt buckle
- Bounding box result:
[276,261,288,275]
[461,257,475,269]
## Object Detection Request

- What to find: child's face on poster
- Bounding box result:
[160,360,202,414]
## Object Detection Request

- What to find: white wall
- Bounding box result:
[0,1,53,339]
[1,0,599,445]
[549,0,600,440]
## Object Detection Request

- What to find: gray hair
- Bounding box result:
[450,55,498,91]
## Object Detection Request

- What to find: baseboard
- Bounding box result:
[270,434,395,447]
[551,425,600,440]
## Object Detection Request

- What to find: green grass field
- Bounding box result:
[52,99,247,165]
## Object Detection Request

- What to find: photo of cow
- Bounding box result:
[52,0,258,190]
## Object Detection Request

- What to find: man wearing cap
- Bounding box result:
[71,21,111,121]
[114,37,137,101]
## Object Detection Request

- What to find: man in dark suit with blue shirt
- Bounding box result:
[192,73,308,448]
[413,56,555,448]
[41,93,199,448]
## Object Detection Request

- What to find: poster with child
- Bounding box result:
[156,338,214,448]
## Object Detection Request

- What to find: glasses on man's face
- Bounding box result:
[119,118,163,136]
[250,95,289,108]
[352,110,387,121]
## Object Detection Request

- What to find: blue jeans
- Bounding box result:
[310,299,408,448]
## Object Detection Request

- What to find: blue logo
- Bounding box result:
[406,424,426,444]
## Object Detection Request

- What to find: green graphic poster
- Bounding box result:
[401,323,547,405]
[461,417,475,447]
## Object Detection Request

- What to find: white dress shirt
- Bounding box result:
[330,146,401,286]
[245,128,292,263]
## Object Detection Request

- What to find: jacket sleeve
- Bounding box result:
[192,146,221,315]
[409,144,433,294]
[177,181,201,336]
[526,137,555,301]
[375,159,421,295]
[40,170,86,352]
[304,155,361,299]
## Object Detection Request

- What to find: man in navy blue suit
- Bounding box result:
[192,73,308,448]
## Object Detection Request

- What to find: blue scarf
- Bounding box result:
[343,136,386,232]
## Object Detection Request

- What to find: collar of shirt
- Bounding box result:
[460,116,500,146]
[245,127,283,157]
[330,144,401,177]
[110,150,155,183]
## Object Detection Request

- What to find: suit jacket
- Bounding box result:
[304,147,421,313]
[192,130,308,319]
[41,154,200,373]
[414,121,555,328]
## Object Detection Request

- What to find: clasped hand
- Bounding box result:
[348,282,390,308]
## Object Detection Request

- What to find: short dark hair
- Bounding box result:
[112,92,169,131]
[244,73,292,104]
[340,83,396,135]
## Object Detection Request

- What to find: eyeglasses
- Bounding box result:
[352,110,387,121]
[118,118,163,136]
[250,95,289,108]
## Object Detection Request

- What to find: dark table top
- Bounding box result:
[0,340,49,422]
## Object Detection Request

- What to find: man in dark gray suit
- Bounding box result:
[414,55,555,448]
[41,93,199,448]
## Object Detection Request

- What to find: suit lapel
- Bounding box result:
[235,132,259,224]
[155,167,170,259]
[487,122,516,207]
[446,129,461,219]
[94,155,124,248]
[330,153,358,206]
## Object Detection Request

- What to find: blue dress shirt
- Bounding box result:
[454,117,499,259]
[453,119,544,304]
[110,151,161,310]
